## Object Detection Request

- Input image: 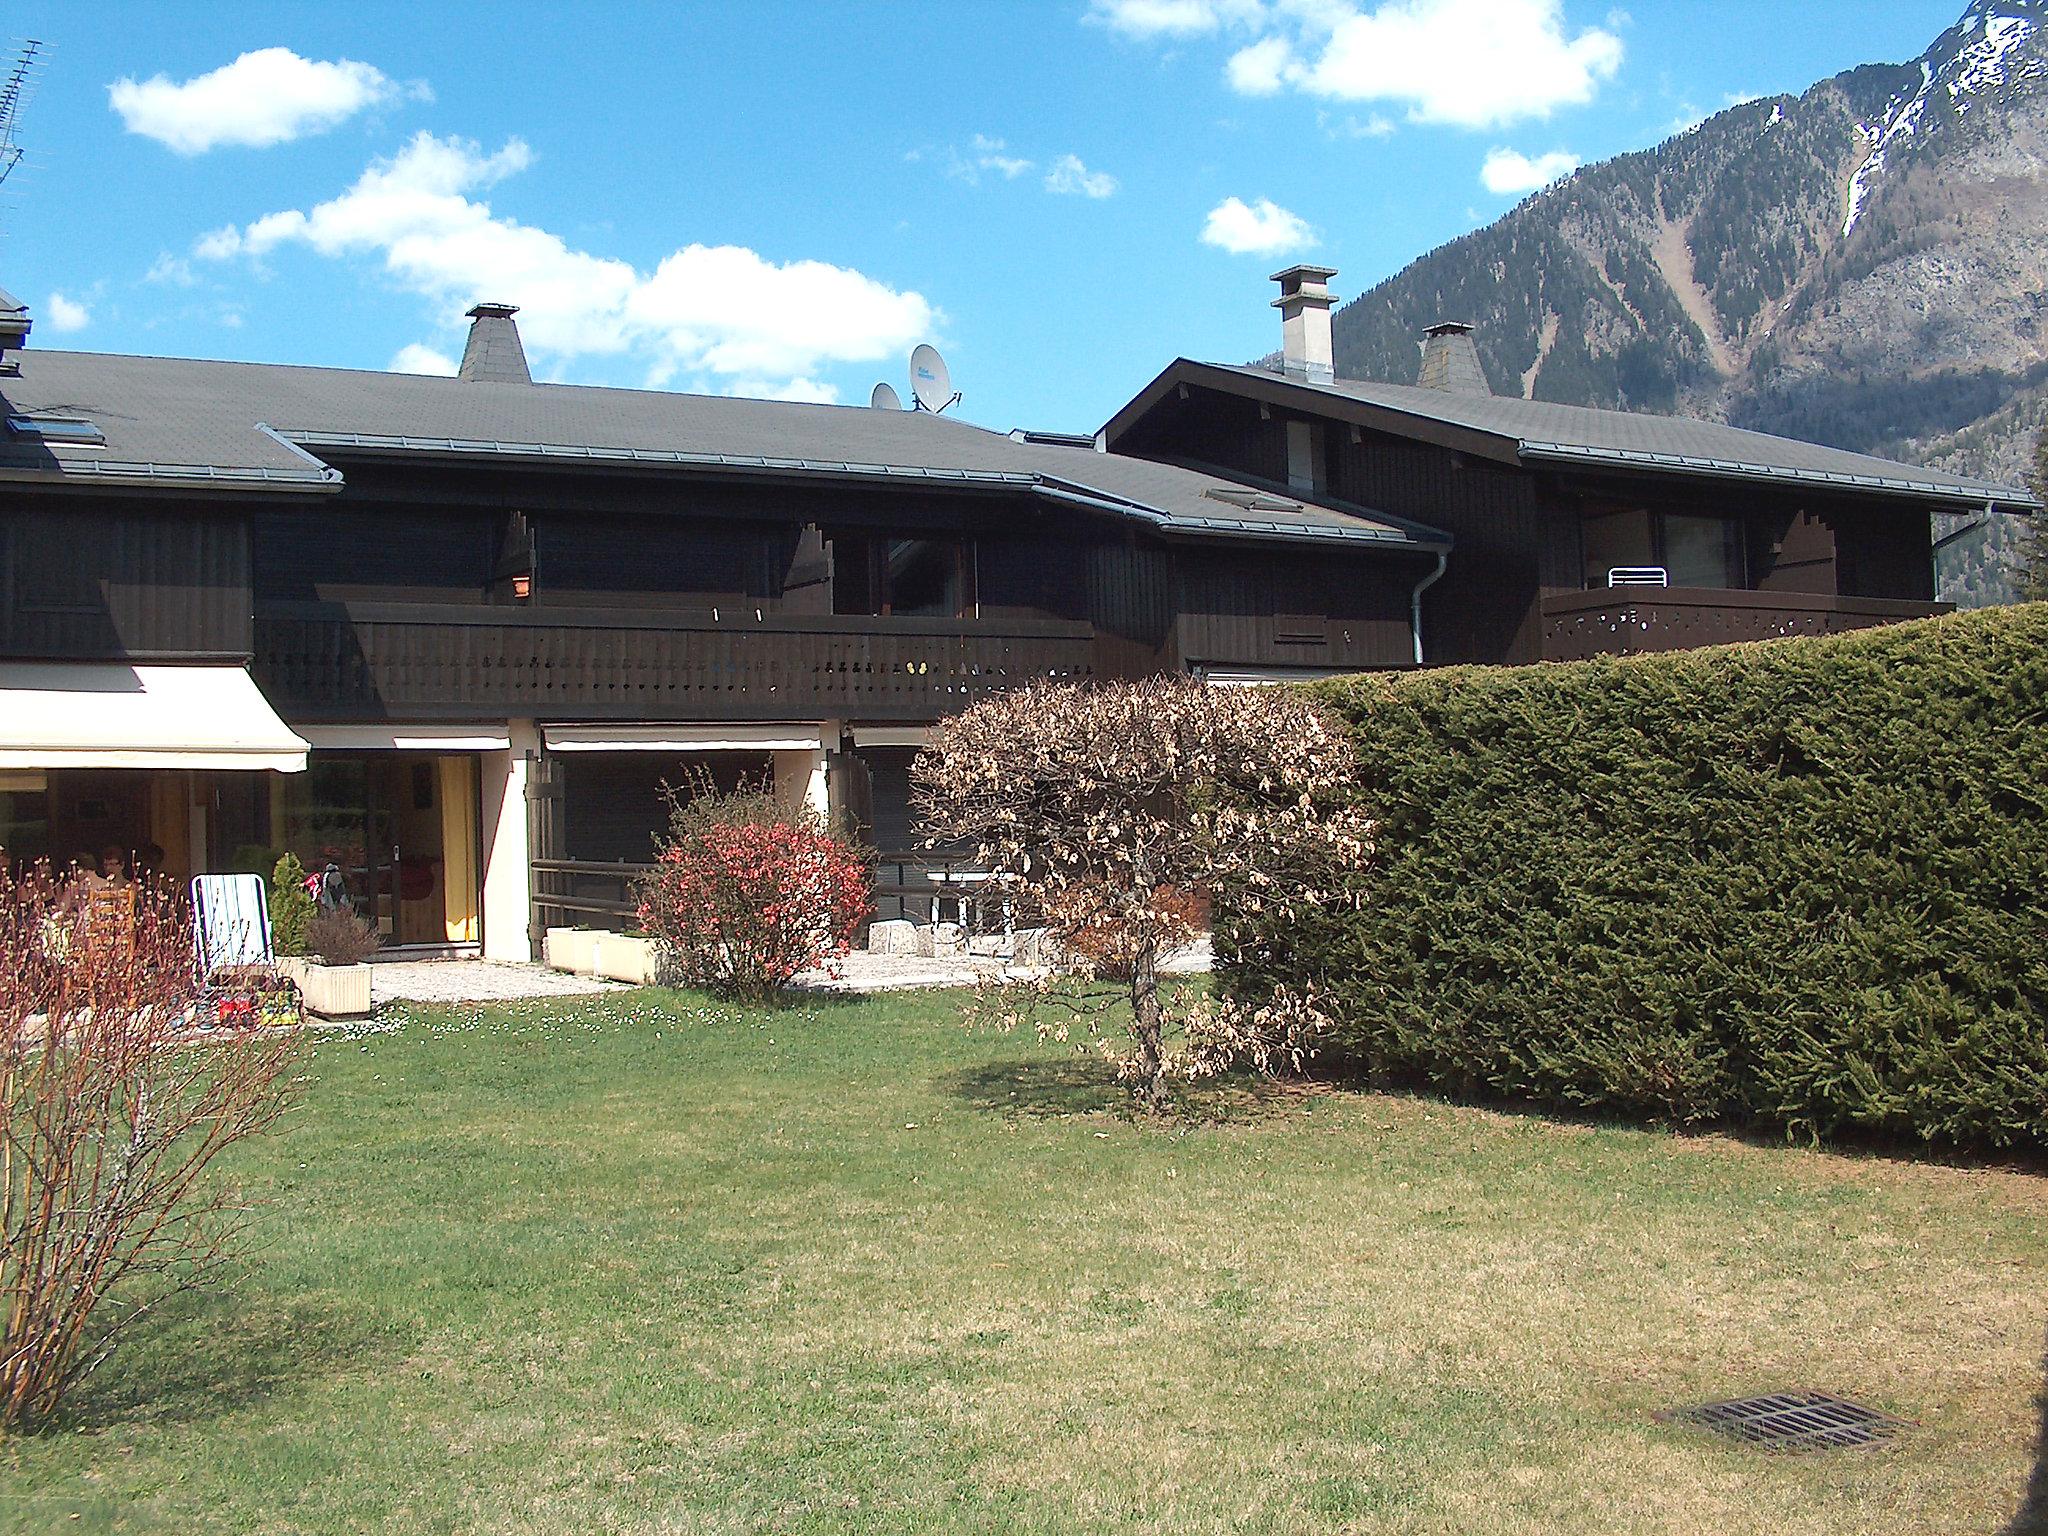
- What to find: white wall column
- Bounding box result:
[772,728,832,820]
[480,718,538,961]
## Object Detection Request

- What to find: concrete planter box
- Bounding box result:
[278,956,374,1020]
[545,927,661,984]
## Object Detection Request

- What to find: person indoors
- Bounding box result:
[96,845,131,889]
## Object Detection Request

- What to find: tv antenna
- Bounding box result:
[0,40,45,192]
[869,380,902,410]
[908,343,959,413]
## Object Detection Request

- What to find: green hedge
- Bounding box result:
[1225,605,2048,1149]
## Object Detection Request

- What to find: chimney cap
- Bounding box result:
[1269,263,1338,285]
[466,301,520,319]
[1424,320,1475,337]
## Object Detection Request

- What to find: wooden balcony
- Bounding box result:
[254,601,1096,722]
[1541,587,1952,662]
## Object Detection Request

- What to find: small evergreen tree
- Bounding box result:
[269,853,314,958]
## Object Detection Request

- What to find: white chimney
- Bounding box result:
[1271,264,1337,385]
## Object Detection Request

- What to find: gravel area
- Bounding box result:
[791,938,1213,994]
[370,959,624,1005]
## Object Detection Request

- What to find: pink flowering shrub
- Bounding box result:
[635,780,869,1002]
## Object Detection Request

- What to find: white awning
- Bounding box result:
[298,724,513,752]
[0,662,309,773]
[849,726,932,748]
[544,723,825,754]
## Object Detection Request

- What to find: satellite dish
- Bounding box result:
[909,343,957,413]
[869,381,902,410]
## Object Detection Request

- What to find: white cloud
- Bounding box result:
[1044,153,1118,198]
[1108,0,1624,130]
[145,252,197,286]
[1200,195,1315,255]
[200,131,936,390]
[725,376,840,404]
[108,47,413,154]
[46,291,90,332]
[1087,0,1264,38]
[1227,35,1294,94]
[1479,146,1578,194]
[389,342,458,376]
[969,134,1033,179]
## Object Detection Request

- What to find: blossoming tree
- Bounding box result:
[914,675,1371,1111]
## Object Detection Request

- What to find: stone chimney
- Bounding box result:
[1271,265,1337,385]
[459,301,531,384]
[1417,322,1490,396]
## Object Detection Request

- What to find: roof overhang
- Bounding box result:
[281,425,1446,552]
[1102,359,1523,466]
[1105,359,2042,515]
[0,662,309,773]
[1518,441,2042,512]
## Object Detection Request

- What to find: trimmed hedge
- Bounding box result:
[1225,604,2048,1149]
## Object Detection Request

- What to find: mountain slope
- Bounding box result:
[1330,0,2048,604]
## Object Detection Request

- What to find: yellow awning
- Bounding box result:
[0,662,308,773]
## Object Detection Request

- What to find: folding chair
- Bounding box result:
[189,873,300,1028]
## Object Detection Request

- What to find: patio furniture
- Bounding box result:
[190,873,300,1027]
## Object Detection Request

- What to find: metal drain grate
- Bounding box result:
[1672,1391,1905,1451]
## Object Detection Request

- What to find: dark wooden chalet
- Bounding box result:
[1106,268,2037,666]
[0,278,2032,958]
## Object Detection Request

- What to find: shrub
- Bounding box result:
[1225,605,2048,1149]
[0,867,301,1430]
[269,853,315,958]
[917,676,1368,1111]
[635,779,869,1002]
[304,908,381,966]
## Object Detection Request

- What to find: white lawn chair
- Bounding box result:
[189,874,301,1028]
[190,873,274,983]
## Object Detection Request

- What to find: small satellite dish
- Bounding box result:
[909,343,957,413]
[870,381,902,410]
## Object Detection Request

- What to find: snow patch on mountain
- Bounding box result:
[1844,2,2043,233]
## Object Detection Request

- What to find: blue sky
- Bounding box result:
[1,1,1970,432]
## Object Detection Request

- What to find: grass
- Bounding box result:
[1,986,2043,1534]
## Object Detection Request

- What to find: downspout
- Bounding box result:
[1409,551,1448,666]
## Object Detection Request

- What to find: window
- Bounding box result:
[831,533,974,617]
[6,414,105,446]
[1582,507,1745,589]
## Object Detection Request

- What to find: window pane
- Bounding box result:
[1581,508,1653,587]
[884,538,960,617]
[831,534,877,615]
[1661,514,1742,588]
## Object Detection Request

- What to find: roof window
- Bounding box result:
[6,414,105,446]
[1203,486,1303,513]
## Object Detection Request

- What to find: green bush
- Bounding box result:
[1224,605,2048,1150]
[269,853,315,959]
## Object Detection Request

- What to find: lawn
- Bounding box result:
[2,987,2042,1534]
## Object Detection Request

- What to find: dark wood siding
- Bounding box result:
[0,499,251,660]
[1173,546,1419,669]
[252,505,494,605]
[1832,503,1935,601]
[1331,429,1551,665]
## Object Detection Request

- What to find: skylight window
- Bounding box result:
[1203,486,1303,513]
[7,414,106,446]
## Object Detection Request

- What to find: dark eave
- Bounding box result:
[1106,359,2044,515]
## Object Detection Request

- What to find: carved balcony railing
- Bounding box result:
[254,601,1096,722]
[1540,588,1951,662]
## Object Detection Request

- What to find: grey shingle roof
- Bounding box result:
[0,349,1447,552]
[1187,361,2041,511]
